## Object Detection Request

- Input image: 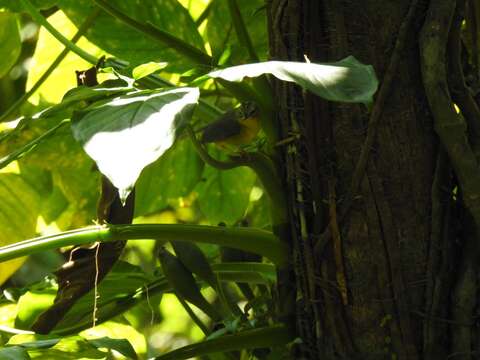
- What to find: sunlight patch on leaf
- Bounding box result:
[208,56,378,105]
[71,87,199,202]
[132,61,168,80]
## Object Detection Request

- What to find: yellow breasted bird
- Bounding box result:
[200,102,260,150]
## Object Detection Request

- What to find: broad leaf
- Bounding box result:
[15,289,56,329]
[154,324,293,360]
[195,153,256,224]
[26,10,105,105]
[132,61,168,80]
[0,0,57,12]
[0,12,21,78]
[209,56,379,105]
[0,174,42,284]
[58,0,204,71]
[212,262,276,284]
[0,346,31,360]
[71,87,199,201]
[7,335,107,359]
[206,0,267,63]
[55,261,155,332]
[86,337,137,359]
[135,139,204,216]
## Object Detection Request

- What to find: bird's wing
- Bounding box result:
[201,111,242,143]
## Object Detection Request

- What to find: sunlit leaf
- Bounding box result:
[15,289,56,329]
[135,139,204,216]
[87,337,137,359]
[26,10,105,105]
[154,324,292,360]
[208,56,378,105]
[132,61,168,80]
[0,12,21,78]
[58,0,204,71]
[206,0,267,62]
[71,87,199,201]
[0,174,42,284]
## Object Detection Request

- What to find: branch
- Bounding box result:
[0,224,286,265]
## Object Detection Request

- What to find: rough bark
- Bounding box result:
[268,0,440,358]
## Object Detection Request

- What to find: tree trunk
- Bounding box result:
[268,0,478,358]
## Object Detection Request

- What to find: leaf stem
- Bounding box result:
[0,224,287,265]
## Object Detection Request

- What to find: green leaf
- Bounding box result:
[88,337,137,359]
[54,261,154,332]
[135,139,204,216]
[71,87,199,202]
[154,324,293,360]
[15,289,56,329]
[16,119,99,229]
[0,346,31,360]
[195,157,257,224]
[212,263,276,284]
[0,174,42,284]
[0,0,57,12]
[58,0,204,71]
[27,336,107,359]
[132,61,168,80]
[0,12,21,78]
[206,0,267,63]
[208,56,379,105]
[25,10,105,105]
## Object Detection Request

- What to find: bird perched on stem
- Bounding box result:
[200,102,261,151]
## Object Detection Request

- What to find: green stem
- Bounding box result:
[0,8,100,123]
[0,119,69,170]
[0,224,286,265]
[92,0,212,66]
[20,0,97,64]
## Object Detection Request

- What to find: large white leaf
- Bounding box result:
[71,87,199,202]
[209,56,378,105]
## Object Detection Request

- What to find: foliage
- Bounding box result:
[0,0,377,359]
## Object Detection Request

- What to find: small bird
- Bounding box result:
[200,102,260,150]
